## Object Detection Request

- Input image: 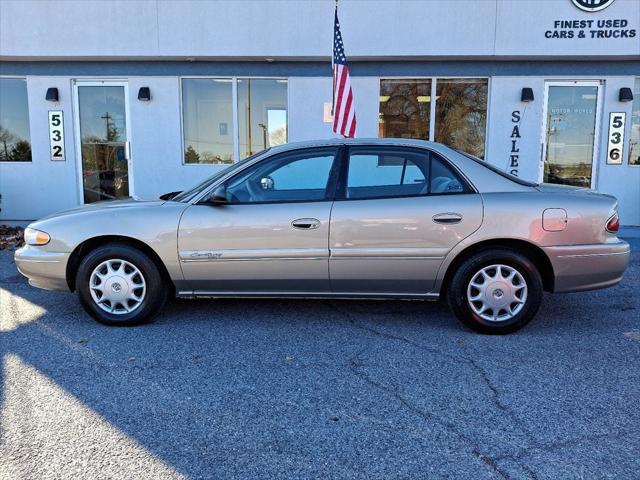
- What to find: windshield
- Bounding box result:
[455,149,538,187]
[172,149,270,203]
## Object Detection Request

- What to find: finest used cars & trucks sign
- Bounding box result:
[544,0,636,40]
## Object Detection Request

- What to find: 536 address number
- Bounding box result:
[606,112,625,165]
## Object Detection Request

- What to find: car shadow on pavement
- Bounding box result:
[1,242,639,479]
[0,263,468,478]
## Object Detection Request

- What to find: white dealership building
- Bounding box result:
[0,0,638,224]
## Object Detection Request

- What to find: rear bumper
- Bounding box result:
[14,245,71,291]
[543,240,631,293]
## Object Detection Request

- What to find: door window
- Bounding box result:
[430,156,468,194]
[543,84,599,187]
[77,84,129,203]
[225,147,337,203]
[345,148,467,199]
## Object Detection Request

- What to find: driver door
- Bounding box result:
[178,147,340,293]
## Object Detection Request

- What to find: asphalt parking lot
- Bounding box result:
[1,240,639,480]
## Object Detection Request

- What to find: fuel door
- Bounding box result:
[542,208,568,232]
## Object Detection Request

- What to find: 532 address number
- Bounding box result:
[48,110,65,161]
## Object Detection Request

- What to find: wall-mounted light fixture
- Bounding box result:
[45,87,59,102]
[138,87,151,101]
[619,87,633,103]
[521,87,534,103]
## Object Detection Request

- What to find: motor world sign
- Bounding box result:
[571,0,615,12]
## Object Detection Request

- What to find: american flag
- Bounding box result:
[332,6,356,138]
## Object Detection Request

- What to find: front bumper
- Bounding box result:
[543,240,631,293]
[14,245,71,291]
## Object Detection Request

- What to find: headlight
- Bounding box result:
[24,227,51,246]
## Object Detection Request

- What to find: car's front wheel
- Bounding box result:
[76,243,168,326]
[447,248,543,334]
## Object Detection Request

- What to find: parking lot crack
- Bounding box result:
[329,302,542,478]
[348,346,514,480]
[464,355,537,445]
[493,428,637,464]
[328,302,465,363]
[330,303,535,434]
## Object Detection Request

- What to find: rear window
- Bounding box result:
[456,149,538,187]
[344,147,472,200]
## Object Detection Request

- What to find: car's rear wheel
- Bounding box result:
[447,248,543,334]
[76,243,168,326]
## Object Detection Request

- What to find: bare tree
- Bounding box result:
[0,126,17,161]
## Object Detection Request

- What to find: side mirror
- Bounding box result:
[159,190,182,200]
[260,176,274,190]
[208,185,228,205]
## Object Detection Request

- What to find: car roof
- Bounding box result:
[268,137,441,153]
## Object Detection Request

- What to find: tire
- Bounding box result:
[76,243,168,326]
[447,248,543,334]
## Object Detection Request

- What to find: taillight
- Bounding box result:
[606,213,620,233]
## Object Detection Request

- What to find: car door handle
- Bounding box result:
[432,213,463,224]
[291,218,321,230]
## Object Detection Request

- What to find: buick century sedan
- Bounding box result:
[15,139,630,334]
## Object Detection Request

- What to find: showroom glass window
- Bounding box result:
[379,79,431,140]
[182,79,234,164]
[630,78,640,166]
[237,79,287,159]
[435,79,488,158]
[182,78,287,164]
[0,78,31,162]
[378,78,488,159]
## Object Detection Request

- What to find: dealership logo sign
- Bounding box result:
[571,0,615,12]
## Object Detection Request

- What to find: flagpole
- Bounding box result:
[331,0,338,116]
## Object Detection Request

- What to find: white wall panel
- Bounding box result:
[288,77,340,142]
[495,0,640,58]
[595,77,639,225]
[485,76,545,183]
[4,0,636,60]
[0,76,78,221]
[126,76,222,199]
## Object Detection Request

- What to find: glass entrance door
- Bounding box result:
[74,82,131,203]
[541,81,601,188]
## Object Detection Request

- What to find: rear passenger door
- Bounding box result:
[329,146,483,294]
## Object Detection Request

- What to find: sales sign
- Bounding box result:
[606,112,625,165]
[48,110,65,161]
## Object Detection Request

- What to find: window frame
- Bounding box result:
[0,76,32,163]
[629,77,640,167]
[378,76,491,159]
[335,145,475,202]
[201,146,342,206]
[179,76,288,166]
